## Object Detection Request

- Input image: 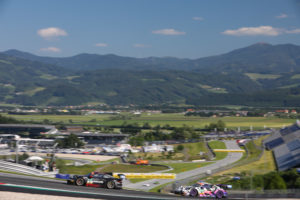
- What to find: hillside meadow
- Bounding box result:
[2,113,296,129]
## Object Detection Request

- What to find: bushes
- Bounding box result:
[56,134,84,148]
[264,172,286,190]
[226,169,300,190]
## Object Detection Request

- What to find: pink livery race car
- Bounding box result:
[174,182,228,198]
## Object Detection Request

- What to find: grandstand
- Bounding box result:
[264,120,300,171]
[0,124,58,137]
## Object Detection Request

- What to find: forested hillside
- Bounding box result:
[1,43,300,106]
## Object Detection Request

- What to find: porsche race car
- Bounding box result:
[174,182,228,198]
[67,172,124,189]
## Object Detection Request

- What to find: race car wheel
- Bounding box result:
[215,190,224,199]
[106,180,115,189]
[75,178,85,186]
[189,188,198,197]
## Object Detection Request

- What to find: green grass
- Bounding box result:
[3,113,296,129]
[279,83,300,89]
[3,113,113,124]
[23,87,45,96]
[0,59,12,65]
[208,140,226,149]
[133,142,208,161]
[128,178,150,183]
[291,74,300,79]
[57,164,105,174]
[208,140,228,160]
[65,76,80,80]
[165,162,213,173]
[199,84,228,94]
[149,181,174,193]
[40,74,58,80]
[175,142,209,160]
[58,163,167,174]
[98,164,168,173]
[245,73,281,80]
[133,152,185,161]
[203,136,276,185]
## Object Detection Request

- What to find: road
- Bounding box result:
[0,172,195,200]
[125,140,243,191]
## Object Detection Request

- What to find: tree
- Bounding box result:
[142,122,151,129]
[207,120,226,131]
[264,172,286,190]
[129,136,144,146]
[295,177,300,188]
[56,134,84,148]
[177,144,184,151]
[19,152,29,162]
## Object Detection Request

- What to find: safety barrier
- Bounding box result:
[112,172,176,179]
[55,173,70,179]
[0,160,56,177]
[213,149,245,153]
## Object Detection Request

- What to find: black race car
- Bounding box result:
[67,172,124,189]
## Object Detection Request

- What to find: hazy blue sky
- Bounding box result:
[0,0,300,58]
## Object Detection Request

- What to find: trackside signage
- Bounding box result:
[112,173,176,179]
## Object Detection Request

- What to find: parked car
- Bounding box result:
[67,172,124,189]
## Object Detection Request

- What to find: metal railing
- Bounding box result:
[0,160,57,177]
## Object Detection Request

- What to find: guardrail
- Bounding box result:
[0,160,56,177]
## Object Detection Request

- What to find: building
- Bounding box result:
[264,121,300,171]
[65,126,84,133]
[0,124,58,137]
[56,132,129,145]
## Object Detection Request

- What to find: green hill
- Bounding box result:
[1,43,300,106]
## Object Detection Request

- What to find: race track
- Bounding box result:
[0,172,194,200]
[126,140,243,191]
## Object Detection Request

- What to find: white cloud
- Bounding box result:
[133,44,151,48]
[222,26,300,36]
[285,29,300,34]
[40,47,61,53]
[95,43,108,47]
[193,17,204,21]
[276,13,288,19]
[152,29,186,35]
[37,27,67,39]
[222,26,282,36]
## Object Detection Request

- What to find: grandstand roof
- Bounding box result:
[264,120,300,171]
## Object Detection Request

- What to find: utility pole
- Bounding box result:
[250,170,253,191]
[35,141,40,156]
[15,140,20,163]
[50,143,58,170]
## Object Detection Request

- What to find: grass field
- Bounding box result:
[202,136,276,185]
[3,113,113,124]
[245,73,281,80]
[98,164,168,173]
[291,74,300,79]
[58,164,105,174]
[4,112,296,129]
[131,142,208,161]
[149,181,173,193]
[58,163,167,174]
[165,162,213,173]
[208,140,228,160]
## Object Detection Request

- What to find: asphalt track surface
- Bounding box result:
[0,172,202,200]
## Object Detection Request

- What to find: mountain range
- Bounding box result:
[1,43,300,107]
